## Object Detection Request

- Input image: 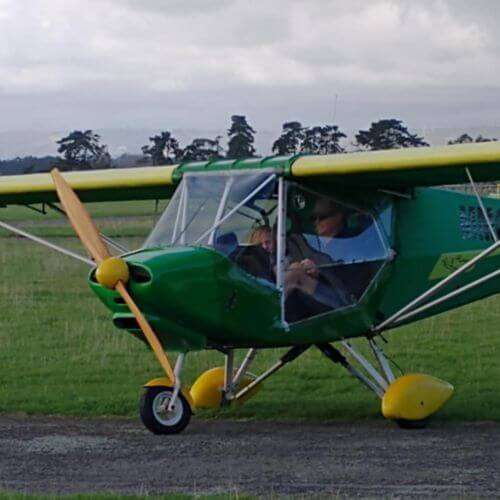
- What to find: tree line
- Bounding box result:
[1,116,497,174]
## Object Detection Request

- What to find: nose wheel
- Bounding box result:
[140,386,191,435]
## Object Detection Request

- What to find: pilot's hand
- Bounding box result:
[301,259,319,278]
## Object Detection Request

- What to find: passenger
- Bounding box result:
[231,225,275,282]
[249,226,273,254]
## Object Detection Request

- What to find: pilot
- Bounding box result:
[309,197,350,257]
[285,198,351,314]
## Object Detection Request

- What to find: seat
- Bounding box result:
[214,232,238,256]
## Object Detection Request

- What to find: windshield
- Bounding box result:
[145,172,278,257]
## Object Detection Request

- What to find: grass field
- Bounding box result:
[0,201,499,423]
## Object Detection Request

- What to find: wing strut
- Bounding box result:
[45,202,130,253]
[0,219,93,266]
[374,238,500,332]
[375,168,500,332]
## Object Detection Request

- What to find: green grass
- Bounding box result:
[0,204,499,423]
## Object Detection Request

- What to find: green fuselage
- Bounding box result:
[89,178,500,352]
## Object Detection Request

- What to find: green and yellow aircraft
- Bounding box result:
[0,142,499,434]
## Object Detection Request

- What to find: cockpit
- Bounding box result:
[145,171,278,280]
[145,171,392,324]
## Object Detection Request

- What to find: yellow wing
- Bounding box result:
[0,165,177,205]
[290,142,500,188]
[2,142,500,205]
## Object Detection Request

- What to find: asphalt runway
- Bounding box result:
[0,416,499,497]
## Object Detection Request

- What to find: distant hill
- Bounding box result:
[0,154,147,176]
[0,156,60,175]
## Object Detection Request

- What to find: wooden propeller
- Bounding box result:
[50,169,176,384]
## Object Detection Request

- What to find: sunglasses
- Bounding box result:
[311,213,332,222]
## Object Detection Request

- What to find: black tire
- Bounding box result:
[396,417,430,430]
[140,386,191,435]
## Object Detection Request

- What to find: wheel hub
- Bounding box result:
[152,391,183,426]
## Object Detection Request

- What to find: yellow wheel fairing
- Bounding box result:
[190,367,261,409]
[144,377,194,411]
[382,373,454,421]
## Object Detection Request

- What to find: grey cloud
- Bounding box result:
[96,0,233,16]
[1,0,500,138]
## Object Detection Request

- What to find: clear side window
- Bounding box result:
[285,185,390,323]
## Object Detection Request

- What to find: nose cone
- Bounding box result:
[95,256,130,289]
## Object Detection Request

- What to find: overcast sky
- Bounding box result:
[1,0,500,135]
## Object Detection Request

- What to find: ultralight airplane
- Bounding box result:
[0,142,499,434]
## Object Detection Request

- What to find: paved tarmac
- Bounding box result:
[0,416,499,497]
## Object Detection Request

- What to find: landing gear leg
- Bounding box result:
[234,345,310,402]
[221,349,235,406]
[316,342,386,398]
